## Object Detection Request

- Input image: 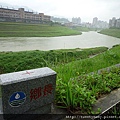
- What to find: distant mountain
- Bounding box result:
[51,16,70,24]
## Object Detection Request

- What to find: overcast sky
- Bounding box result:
[0,0,120,23]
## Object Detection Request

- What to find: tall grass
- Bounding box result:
[54,45,120,80]
[0,47,108,74]
[0,45,120,113]
[54,45,120,113]
[56,66,120,113]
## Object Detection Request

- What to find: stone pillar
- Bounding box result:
[0,67,56,119]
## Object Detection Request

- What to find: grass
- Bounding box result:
[99,28,120,38]
[54,44,120,113]
[54,45,120,81]
[56,66,120,113]
[0,47,108,74]
[0,47,108,99]
[0,45,120,113]
[0,22,81,37]
[72,26,91,32]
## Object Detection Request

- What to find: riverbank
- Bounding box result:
[0,47,108,74]
[0,47,108,98]
[54,44,120,114]
[0,22,81,37]
[72,26,91,32]
[99,28,120,38]
[0,45,120,114]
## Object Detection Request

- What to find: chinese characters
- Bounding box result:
[30,84,53,101]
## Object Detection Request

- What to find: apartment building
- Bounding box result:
[0,7,51,23]
[92,17,108,29]
[116,19,120,28]
[72,17,81,25]
[109,17,120,28]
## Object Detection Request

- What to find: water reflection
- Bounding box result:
[0,31,120,51]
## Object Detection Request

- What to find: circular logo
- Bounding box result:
[9,92,26,107]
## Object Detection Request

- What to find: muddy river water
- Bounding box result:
[0,31,120,51]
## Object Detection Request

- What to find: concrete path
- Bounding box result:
[92,88,120,114]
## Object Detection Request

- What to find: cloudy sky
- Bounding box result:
[0,0,120,23]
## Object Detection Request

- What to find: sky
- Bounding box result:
[0,0,120,23]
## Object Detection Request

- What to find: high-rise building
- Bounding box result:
[111,17,116,27]
[109,17,120,28]
[72,17,81,25]
[92,17,108,28]
[92,17,98,26]
[116,19,120,28]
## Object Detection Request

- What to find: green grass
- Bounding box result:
[56,66,120,113]
[0,45,120,113]
[99,28,120,38]
[0,47,108,98]
[54,45,120,81]
[0,47,108,74]
[54,45,120,113]
[0,22,81,37]
[72,26,91,32]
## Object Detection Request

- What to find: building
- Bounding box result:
[64,22,73,27]
[109,17,116,28]
[82,22,91,28]
[92,17,98,26]
[109,17,120,28]
[0,7,51,23]
[92,17,108,29]
[72,17,81,25]
[116,19,120,28]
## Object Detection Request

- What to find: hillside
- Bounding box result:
[99,28,120,38]
[0,22,81,37]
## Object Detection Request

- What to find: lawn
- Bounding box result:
[0,47,108,74]
[0,22,81,37]
[99,28,120,38]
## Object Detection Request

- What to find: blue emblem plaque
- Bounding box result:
[9,92,26,107]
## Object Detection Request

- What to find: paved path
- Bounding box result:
[92,88,120,114]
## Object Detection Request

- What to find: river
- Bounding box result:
[0,31,120,52]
